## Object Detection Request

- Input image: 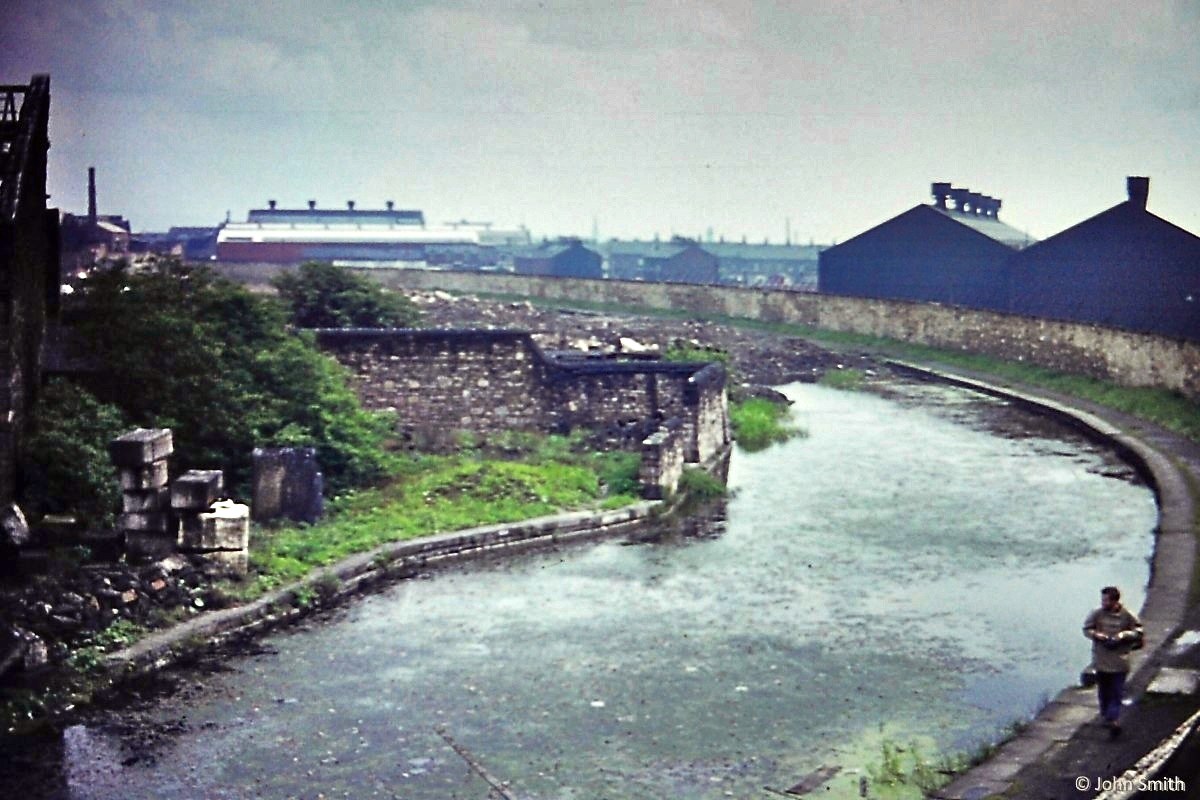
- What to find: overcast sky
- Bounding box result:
[3,1,1197,243]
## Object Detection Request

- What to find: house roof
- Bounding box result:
[931,206,1035,249]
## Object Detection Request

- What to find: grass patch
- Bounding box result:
[237,438,642,598]
[819,367,867,391]
[677,466,727,500]
[730,397,805,452]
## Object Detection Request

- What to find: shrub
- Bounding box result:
[64,258,395,497]
[272,261,422,329]
[20,379,128,527]
[729,397,805,451]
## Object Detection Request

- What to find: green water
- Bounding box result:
[51,382,1156,799]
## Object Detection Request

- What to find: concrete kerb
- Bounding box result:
[885,361,1198,800]
[101,500,663,679]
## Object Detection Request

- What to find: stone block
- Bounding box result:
[119,461,170,491]
[252,447,324,523]
[122,487,170,513]
[109,428,173,468]
[170,470,224,511]
[117,511,173,534]
[178,501,249,552]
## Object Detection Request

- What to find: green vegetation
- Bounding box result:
[662,342,731,366]
[20,379,128,527]
[819,366,867,391]
[866,738,958,798]
[729,397,804,452]
[272,261,422,329]
[60,258,397,501]
[67,620,145,674]
[241,447,638,596]
[677,466,727,500]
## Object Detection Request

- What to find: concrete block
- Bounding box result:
[252,447,324,523]
[178,500,249,552]
[121,487,170,513]
[109,428,173,468]
[170,470,224,511]
[119,461,170,491]
[117,511,173,533]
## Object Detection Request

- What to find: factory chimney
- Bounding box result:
[87,166,97,224]
[931,182,952,210]
[1126,176,1149,210]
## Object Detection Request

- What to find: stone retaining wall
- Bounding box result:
[209,263,1198,399]
[313,328,731,462]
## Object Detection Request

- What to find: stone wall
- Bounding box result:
[313,329,731,461]
[209,263,1200,399]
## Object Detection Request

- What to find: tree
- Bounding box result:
[272,261,422,329]
[64,259,396,498]
[20,379,128,527]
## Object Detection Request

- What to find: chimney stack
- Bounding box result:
[308,199,317,210]
[87,166,97,223]
[267,199,277,210]
[931,182,952,209]
[386,200,394,211]
[1126,176,1149,210]
[347,200,355,211]
[966,191,984,215]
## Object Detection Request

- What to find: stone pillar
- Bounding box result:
[251,447,324,524]
[109,428,175,561]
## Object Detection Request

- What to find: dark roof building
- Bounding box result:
[1007,177,1200,341]
[512,239,602,279]
[606,237,719,285]
[818,182,1033,310]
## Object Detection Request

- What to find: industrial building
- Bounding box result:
[818,182,1033,310]
[512,239,602,279]
[1007,177,1200,341]
[605,238,720,284]
[215,200,530,268]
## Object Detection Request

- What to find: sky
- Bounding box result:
[2,0,1197,244]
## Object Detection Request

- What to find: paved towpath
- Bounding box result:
[893,364,1200,800]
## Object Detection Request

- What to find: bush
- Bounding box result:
[64,258,396,497]
[729,397,805,452]
[272,261,421,329]
[20,379,128,526]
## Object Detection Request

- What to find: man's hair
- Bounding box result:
[1102,586,1121,601]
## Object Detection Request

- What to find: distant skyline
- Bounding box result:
[3,1,1197,244]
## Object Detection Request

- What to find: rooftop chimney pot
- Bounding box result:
[1127,176,1149,209]
[308,199,317,210]
[386,200,394,211]
[268,199,277,210]
[931,182,952,210]
[347,200,355,211]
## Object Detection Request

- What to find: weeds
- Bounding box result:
[730,397,805,451]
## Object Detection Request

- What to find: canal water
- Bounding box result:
[28,380,1157,799]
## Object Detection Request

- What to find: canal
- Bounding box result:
[20,379,1158,798]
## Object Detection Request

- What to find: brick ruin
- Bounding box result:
[314,328,731,499]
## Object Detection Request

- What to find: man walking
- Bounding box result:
[1083,586,1143,737]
